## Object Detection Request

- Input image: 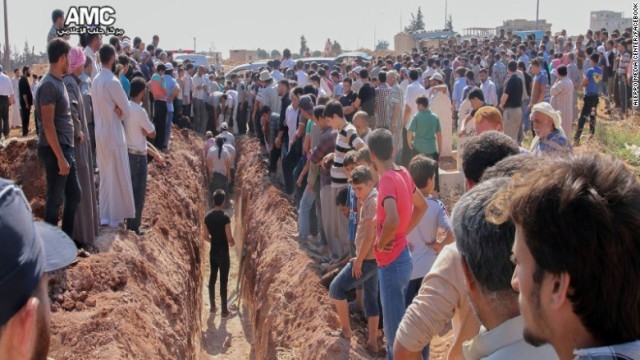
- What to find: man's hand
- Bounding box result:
[115,106,123,118]
[57,156,70,176]
[76,131,84,145]
[351,258,363,279]
[376,238,394,253]
[428,241,445,255]
[275,137,282,149]
[228,240,235,247]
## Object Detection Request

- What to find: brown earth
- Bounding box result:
[1,129,208,359]
[234,137,376,360]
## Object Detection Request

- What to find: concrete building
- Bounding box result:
[229,49,257,63]
[394,30,457,53]
[590,11,632,31]
[497,19,552,33]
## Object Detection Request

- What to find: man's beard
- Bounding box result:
[30,308,51,360]
[522,282,549,347]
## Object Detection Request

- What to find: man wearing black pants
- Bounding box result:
[35,39,82,238]
[0,65,14,140]
[204,190,235,318]
[574,54,602,146]
[19,66,34,136]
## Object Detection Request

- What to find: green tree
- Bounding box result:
[300,35,307,57]
[271,49,281,59]
[376,40,390,50]
[404,6,425,32]
[312,50,322,57]
[256,48,269,60]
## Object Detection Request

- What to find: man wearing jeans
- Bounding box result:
[35,39,82,239]
[499,60,523,142]
[369,129,427,359]
[124,78,156,235]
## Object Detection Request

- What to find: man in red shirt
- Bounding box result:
[368,128,428,359]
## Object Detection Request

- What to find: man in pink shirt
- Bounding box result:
[369,128,427,359]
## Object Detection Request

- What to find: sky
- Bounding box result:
[0,0,632,58]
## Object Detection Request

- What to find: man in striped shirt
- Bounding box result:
[322,101,367,260]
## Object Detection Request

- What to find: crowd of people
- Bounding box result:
[1,7,639,360]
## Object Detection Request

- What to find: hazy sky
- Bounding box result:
[0,0,631,57]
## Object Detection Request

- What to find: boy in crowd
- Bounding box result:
[329,165,380,354]
[405,155,455,359]
[369,128,428,358]
[124,77,156,235]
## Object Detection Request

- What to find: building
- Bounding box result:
[462,27,495,38]
[590,11,632,31]
[394,30,457,53]
[229,49,257,63]
[497,19,552,34]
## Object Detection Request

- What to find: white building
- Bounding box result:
[590,11,632,31]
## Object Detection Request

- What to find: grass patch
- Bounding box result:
[592,117,640,177]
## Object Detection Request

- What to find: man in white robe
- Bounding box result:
[91,44,135,227]
[550,65,574,139]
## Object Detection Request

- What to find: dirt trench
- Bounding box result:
[0,130,207,359]
[233,138,371,360]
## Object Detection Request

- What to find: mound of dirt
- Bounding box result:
[3,130,208,359]
[0,139,47,218]
[234,137,371,360]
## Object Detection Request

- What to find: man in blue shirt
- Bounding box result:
[574,53,602,146]
[162,63,181,149]
[517,44,530,70]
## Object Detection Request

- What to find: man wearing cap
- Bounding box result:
[219,122,235,148]
[0,178,78,360]
[529,102,572,156]
[259,70,280,118]
[92,44,135,228]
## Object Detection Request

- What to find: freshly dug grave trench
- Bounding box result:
[0,130,208,359]
[234,137,372,360]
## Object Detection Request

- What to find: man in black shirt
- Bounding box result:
[351,69,376,120]
[499,60,523,142]
[204,190,235,317]
[339,78,358,122]
[19,66,34,136]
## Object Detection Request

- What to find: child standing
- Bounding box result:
[204,190,235,318]
[329,165,380,354]
[405,155,455,359]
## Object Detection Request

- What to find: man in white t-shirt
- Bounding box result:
[124,78,156,235]
[219,122,235,147]
[295,60,308,86]
[403,69,428,128]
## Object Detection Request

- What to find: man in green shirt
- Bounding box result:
[407,95,442,192]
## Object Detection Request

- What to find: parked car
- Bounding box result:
[173,53,212,71]
[225,60,269,79]
[334,52,372,64]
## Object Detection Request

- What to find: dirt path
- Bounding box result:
[199,207,254,360]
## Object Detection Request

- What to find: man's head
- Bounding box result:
[47,38,71,74]
[462,131,519,190]
[368,128,394,164]
[323,101,345,130]
[467,88,485,110]
[531,102,561,139]
[409,154,437,194]
[557,65,567,78]
[416,95,429,112]
[474,106,503,134]
[0,180,77,360]
[352,111,370,138]
[21,66,29,77]
[298,95,314,120]
[313,105,328,129]
[51,9,64,29]
[98,44,117,72]
[336,188,350,217]
[342,77,352,93]
[212,189,226,207]
[152,35,159,48]
[386,70,399,86]
[589,53,599,67]
[507,60,518,73]
[129,77,146,102]
[350,165,375,203]
[490,153,640,350]
[453,177,518,329]
[479,68,488,83]
[278,79,290,97]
